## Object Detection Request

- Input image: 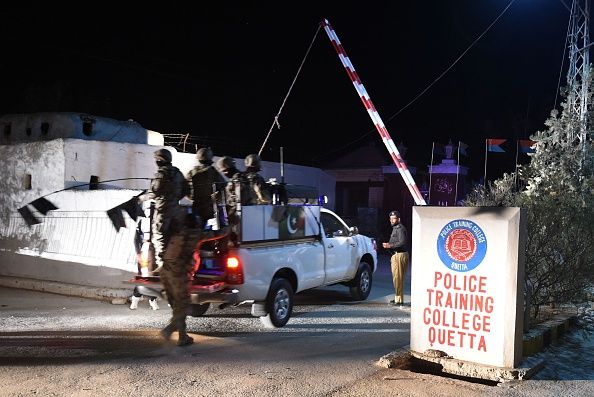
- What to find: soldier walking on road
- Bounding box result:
[382,210,409,306]
[145,148,194,346]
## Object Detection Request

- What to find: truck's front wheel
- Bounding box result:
[349,261,372,300]
[260,278,294,328]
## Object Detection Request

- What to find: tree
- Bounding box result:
[465,81,594,323]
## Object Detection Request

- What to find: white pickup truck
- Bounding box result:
[132,188,377,328]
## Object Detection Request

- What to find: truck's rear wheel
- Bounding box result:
[349,261,372,301]
[260,278,293,328]
[188,303,210,317]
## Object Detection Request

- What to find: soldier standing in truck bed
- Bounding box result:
[216,156,250,246]
[186,147,225,228]
[244,154,270,205]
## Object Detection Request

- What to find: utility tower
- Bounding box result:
[567,0,591,142]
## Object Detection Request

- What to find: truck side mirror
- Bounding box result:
[332,229,345,237]
[349,226,359,235]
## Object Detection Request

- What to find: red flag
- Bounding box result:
[487,139,506,152]
[518,139,536,153]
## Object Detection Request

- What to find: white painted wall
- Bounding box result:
[0,113,76,144]
[0,189,142,288]
[0,138,335,291]
[63,139,160,190]
[0,112,154,145]
[0,139,66,225]
[1,139,335,214]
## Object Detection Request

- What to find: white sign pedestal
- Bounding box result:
[410,207,526,368]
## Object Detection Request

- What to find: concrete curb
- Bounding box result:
[0,276,131,304]
[522,313,578,357]
[378,346,544,382]
[377,345,412,368]
[409,350,543,382]
[378,313,578,382]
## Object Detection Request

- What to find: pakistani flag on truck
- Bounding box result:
[279,206,306,240]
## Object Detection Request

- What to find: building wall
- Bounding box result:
[323,167,383,183]
[63,139,159,190]
[0,113,151,145]
[382,166,417,239]
[0,190,142,288]
[429,174,466,206]
[0,139,66,225]
[1,138,336,214]
[0,137,335,291]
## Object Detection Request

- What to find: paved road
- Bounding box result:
[0,254,413,396]
[3,255,593,396]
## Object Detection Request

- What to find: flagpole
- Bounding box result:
[455,142,460,205]
[483,139,488,189]
[514,140,519,190]
[429,142,435,205]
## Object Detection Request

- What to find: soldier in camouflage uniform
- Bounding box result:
[216,156,250,245]
[148,149,194,346]
[186,147,225,228]
[244,154,270,205]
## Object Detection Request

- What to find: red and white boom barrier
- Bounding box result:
[321,19,426,206]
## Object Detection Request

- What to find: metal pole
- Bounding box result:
[483,139,488,189]
[514,140,520,189]
[455,142,460,205]
[280,146,285,184]
[429,142,435,205]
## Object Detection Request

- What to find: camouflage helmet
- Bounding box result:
[196,147,213,163]
[154,148,172,163]
[216,156,236,172]
[244,154,262,171]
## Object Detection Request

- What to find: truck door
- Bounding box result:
[320,212,357,283]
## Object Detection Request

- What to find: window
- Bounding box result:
[24,174,32,190]
[3,123,11,136]
[321,212,349,238]
[41,122,50,135]
[83,121,93,136]
[89,175,99,190]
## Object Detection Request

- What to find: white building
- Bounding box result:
[0,113,335,299]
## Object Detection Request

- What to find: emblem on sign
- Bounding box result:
[436,219,487,272]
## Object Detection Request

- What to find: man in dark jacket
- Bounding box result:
[382,210,409,306]
[147,148,194,346]
[186,147,225,228]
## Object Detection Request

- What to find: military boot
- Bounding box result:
[176,320,194,346]
[159,321,177,341]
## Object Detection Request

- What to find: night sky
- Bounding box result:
[0,2,572,180]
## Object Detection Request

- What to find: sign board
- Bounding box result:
[411,207,525,368]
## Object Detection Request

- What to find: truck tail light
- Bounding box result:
[192,250,201,274]
[372,239,377,252]
[225,256,244,284]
